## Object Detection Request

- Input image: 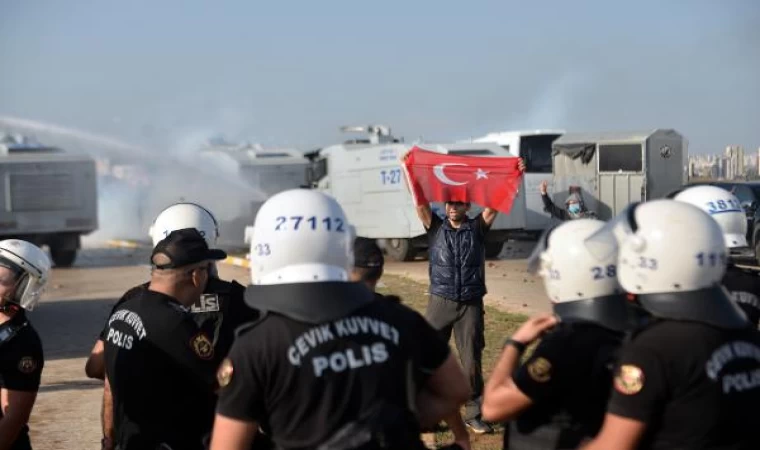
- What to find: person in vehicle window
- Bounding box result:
[539,181,596,220]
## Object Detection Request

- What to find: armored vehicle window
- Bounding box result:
[520,134,561,173]
[598,144,642,172]
[726,185,756,205]
[307,158,328,184]
[748,186,760,203]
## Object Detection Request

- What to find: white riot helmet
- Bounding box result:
[149,203,219,248]
[584,200,747,328]
[527,219,630,331]
[0,239,51,311]
[249,189,355,285]
[674,185,748,249]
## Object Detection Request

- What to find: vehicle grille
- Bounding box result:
[9,173,78,211]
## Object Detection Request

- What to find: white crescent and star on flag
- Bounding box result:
[432,163,489,186]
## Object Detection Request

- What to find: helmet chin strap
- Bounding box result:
[0,275,29,313]
[0,298,19,314]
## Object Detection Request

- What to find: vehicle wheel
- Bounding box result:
[485,241,505,259]
[50,248,77,267]
[384,238,417,262]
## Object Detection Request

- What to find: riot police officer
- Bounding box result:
[104,228,228,450]
[210,189,471,450]
[482,219,631,449]
[0,239,51,450]
[582,199,760,449]
[673,185,760,326]
[84,202,258,450]
[350,236,472,450]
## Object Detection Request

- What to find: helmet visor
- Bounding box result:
[583,202,640,261]
[527,223,560,275]
[17,274,46,311]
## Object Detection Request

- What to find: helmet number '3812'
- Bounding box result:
[706,199,741,214]
[274,216,345,232]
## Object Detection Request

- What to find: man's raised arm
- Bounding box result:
[401,151,433,229]
[482,157,526,228]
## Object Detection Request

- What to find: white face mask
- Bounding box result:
[568,203,582,215]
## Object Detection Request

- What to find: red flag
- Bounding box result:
[402,146,523,214]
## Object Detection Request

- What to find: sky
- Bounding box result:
[1,0,758,155]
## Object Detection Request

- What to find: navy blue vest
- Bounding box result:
[428,215,487,302]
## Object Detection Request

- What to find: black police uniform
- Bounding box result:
[723,264,760,327]
[0,306,43,450]
[103,288,219,450]
[607,287,760,449]
[503,322,624,449]
[215,282,451,450]
[100,276,256,364]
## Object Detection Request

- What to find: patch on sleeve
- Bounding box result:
[18,356,38,374]
[614,364,645,395]
[527,357,552,383]
[216,358,234,388]
[191,294,221,313]
[190,332,215,360]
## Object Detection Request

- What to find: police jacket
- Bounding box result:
[723,264,760,327]
[426,213,488,302]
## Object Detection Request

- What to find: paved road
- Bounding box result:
[22,244,548,449]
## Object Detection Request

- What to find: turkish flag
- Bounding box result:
[402,146,523,214]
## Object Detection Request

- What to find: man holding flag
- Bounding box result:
[402,146,526,435]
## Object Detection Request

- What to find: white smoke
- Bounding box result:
[0,115,270,248]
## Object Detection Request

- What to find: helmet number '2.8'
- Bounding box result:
[592,264,617,280]
[274,216,346,232]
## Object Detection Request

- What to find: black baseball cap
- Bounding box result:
[353,237,384,269]
[151,228,227,269]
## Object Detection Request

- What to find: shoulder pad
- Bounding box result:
[624,319,665,342]
[205,277,232,294]
[541,321,575,340]
[229,279,246,292]
[234,311,270,338]
[123,283,148,299]
[381,294,402,303]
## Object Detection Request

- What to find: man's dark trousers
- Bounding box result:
[425,293,485,422]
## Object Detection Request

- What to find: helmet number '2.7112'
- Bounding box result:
[274,216,345,232]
